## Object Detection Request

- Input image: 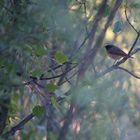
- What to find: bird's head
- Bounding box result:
[104,44,113,51]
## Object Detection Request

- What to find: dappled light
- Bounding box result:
[0,0,140,140]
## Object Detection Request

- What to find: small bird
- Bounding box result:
[104,44,132,60]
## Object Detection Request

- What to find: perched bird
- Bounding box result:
[104,44,132,60]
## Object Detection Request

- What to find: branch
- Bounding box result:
[124,0,140,55]
[30,64,77,81]
[78,0,123,79]
[87,0,108,49]
[128,32,140,55]
[60,70,78,86]
[57,63,71,86]
[2,113,34,139]
[125,1,139,34]
[131,48,140,55]
[115,32,140,66]
[96,65,140,80]
[117,66,140,79]
[11,64,77,88]
[70,0,108,60]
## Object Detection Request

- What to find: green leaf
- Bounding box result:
[96,4,111,17]
[31,70,43,78]
[46,83,57,92]
[2,127,9,134]
[113,21,124,33]
[32,105,45,118]
[7,64,14,72]
[48,132,56,140]
[35,46,46,56]
[54,51,68,64]
[103,4,111,17]
[51,96,59,109]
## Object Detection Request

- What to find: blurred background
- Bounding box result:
[0,0,140,139]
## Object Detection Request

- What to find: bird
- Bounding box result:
[104,44,132,60]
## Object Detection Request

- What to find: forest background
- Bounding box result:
[0,0,140,140]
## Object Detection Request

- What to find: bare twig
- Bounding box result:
[70,34,89,61]
[131,48,140,55]
[2,113,34,139]
[11,64,77,88]
[57,63,71,86]
[117,66,140,79]
[96,63,140,80]
[70,0,108,61]
[124,1,140,55]
[116,32,140,66]
[128,32,140,55]
[125,1,139,34]
[78,0,123,79]
[31,64,77,81]
[60,70,78,86]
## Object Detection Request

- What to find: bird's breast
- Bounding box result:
[108,53,122,60]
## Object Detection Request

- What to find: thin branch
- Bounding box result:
[69,34,89,60]
[96,64,140,80]
[48,61,75,72]
[60,70,78,86]
[12,64,77,88]
[117,66,140,79]
[128,32,140,55]
[124,0,140,55]
[125,1,139,34]
[64,77,72,85]
[2,113,34,139]
[30,64,77,81]
[70,0,108,61]
[57,63,71,86]
[114,32,140,66]
[33,81,45,88]
[131,48,140,55]
[78,0,123,79]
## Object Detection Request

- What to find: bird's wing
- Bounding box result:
[108,46,128,56]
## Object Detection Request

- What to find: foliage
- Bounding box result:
[0,0,140,140]
[32,105,45,118]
